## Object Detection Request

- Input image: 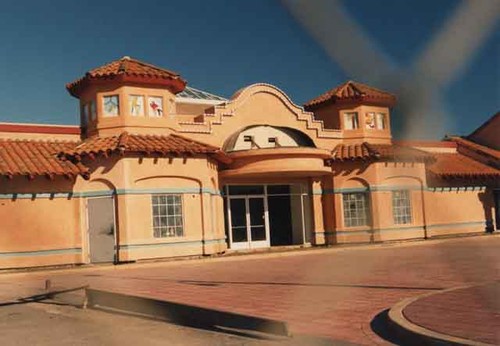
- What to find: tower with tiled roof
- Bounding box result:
[66,56,187,138]
[304,80,396,144]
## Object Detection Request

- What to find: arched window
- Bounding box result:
[224,125,315,152]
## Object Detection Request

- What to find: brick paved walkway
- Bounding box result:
[403,281,500,345]
[1,235,499,345]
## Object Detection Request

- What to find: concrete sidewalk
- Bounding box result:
[1,235,499,345]
[390,281,500,345]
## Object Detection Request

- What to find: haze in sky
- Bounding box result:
[0,0,497,139]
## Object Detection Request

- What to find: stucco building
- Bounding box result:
[1,57,499,269]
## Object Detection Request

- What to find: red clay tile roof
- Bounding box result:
[449,136,500,161]
[468,111,500,145]
[393,140,457,148]
[428,152,500,180]
[67,56,187,98]
[304,81,396,109]
[331,142,432,162]
[61,132,230,163]
[0,139,89,179]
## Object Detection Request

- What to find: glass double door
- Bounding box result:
[228,196,270,250]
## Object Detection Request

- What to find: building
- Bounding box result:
[0,57,498,269]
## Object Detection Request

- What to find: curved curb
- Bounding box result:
[388,283,496,346]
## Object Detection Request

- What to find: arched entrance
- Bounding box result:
[220,126,330,250]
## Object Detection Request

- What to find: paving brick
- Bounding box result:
[1,236,499,344]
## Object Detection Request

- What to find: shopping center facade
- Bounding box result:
[1,56,498,268]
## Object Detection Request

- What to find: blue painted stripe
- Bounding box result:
[0,187,223,200]
[426,186,486,192]
[1,185,488,200]
[426,221,485,230]
[120,238,226,250]
[331,226,425,235]
[0,247,82,257]
[324,221,486,235]
[317,185,487,195]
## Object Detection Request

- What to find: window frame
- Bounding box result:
[376,112,386,129]
[151,194,184,238]
[343,112,359,130]
[148,96,164,117]
[129,94,145,116]
[102,94,120,117]
[365,112,376,129]
[392,190,412,225]
[342,192,370,227]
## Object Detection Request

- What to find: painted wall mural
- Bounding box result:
[148,96,163,117]
[103,95,119,116]
[129,95,145,116]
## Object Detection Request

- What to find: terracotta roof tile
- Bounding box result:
[61,132,229,163]
[331,142,431,162]
[0,139,89,179]
[428,153,500,180]
[66,56,187,97]
[449,136,500,161]
[304,81,396,109]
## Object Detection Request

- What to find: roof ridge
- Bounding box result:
[124,56,180,77]
[349,80,396,97]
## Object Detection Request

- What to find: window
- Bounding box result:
[129,95,145,116]
[152,195,184,237]
[344,112,359,130]
[148,96,163,117]
[90,100,97,121]
[103,95,119,117]
[343,192,370,227]
[376,113,386,129]
[392,190,412,224]
[365,112,376,129]
[81,103,89,126]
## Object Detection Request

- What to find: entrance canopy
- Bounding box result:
[220,147,332,178]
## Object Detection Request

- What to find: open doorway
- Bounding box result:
[224,184,312,249]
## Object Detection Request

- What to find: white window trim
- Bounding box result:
[151,194,185,238]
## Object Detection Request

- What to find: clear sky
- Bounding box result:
[0,0,497,139]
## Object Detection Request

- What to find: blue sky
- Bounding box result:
[0,0,497,139]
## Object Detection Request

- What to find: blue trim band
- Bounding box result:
[119,238,226,250]
[0,247,82,257]
[331,226,425,235]
[426,221,485,230]
[325,221,486,235]
[0,188,223,200]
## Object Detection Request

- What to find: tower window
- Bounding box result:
[365,112,376,129]
[129,95,145,116]
[148,96,163,117]
[376,113,386,129]
[243,135,253,142]
[103,95,119,117]
[344,112,359,130]
[90,100,97,121]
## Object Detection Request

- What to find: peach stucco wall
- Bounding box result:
[424,188,493,237]
[1,83,496,269]
[0,177,83,268]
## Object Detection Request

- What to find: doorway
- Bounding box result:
[228,196,270,250]
[87,196,116,263]
[224,184,312,250]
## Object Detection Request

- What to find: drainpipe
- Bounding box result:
[200,186,207,255]
[421,184,428,239]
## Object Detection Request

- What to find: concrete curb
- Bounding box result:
[387,283,496,346]
[85,288,290,338]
